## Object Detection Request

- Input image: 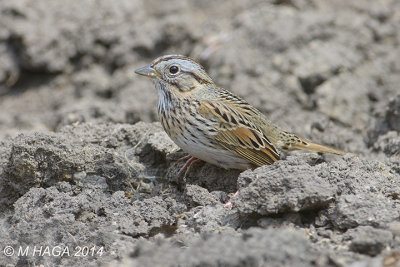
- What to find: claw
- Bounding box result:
[224,190,239,209]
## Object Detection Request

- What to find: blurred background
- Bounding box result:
[0,0,399,154]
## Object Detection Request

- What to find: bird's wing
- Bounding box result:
[198,98,280,166]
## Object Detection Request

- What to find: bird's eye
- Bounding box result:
[169,65,179,74]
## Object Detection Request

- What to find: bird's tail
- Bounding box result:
[283,133,347,155]
[296,140,347,155]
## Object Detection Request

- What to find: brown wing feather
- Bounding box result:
[198,101,280,167]
[233,147,276,166]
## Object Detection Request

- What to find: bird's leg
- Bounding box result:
[176,156,201,190]
[177,156,200,177]
[177,154,193,162]
[224,190,239,209]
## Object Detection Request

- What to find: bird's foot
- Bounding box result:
[224,190,239,209]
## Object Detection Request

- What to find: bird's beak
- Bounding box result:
[134,65,160,78]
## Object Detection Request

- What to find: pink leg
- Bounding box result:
[177,156,201,178]
[224,190,239,209]
[177,154,193,162]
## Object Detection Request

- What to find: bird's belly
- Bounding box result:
[159,108,251,170]
[172,133,251,170]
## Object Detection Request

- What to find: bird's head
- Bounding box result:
[135,55,214,97]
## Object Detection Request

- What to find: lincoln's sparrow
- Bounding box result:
[135,55,346,173]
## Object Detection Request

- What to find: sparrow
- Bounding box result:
[135,55,346,174]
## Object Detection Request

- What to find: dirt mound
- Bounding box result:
[0,0,399,266]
